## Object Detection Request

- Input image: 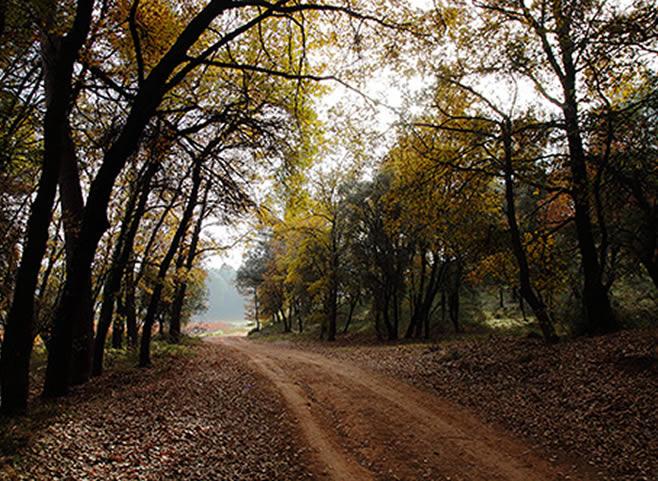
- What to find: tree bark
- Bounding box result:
[449,289,460,334]
[111,303,124,349]
[554,11,618,335]
[58,120,92,386]
[502,120,557,343]
[169,181,210,343]
[124,264,138,346]
[343,296,357,334]
[92,160,157,375]
[1,0,93,413]
[139,158,202,366]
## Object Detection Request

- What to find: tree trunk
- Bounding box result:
[124,264,138,347]
[111,297,124,349]
[441,291,446,322]
[93,161,156,375]
[405,250,426,339]
[556,24,618,335]
[139,158,202,367]
[45,1,231,394]
[519,290,527,321]
[502,121,557,343]
[449,290,460,334]
[280,308,291,333]
[383,291,397,341]
[343,297,357,334]
[168,266,187,343]
[3,1,94,409]
[59,127,92,386]
[169,181,209,343]
[327,282,337,341]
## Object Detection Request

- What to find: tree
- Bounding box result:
[468,0,654,334]
[1,0,94,415]
[236,236,270,332]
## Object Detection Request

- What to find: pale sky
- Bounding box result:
[202,0,637,271]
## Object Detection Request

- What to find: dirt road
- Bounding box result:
[217,337,590,481]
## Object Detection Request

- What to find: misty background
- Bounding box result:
[193,264,247,325]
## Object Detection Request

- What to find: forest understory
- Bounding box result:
[1,329,656,481]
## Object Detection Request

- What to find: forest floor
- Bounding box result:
[264,328,658,481]
[0,341,315,481]
[1,330,655,480]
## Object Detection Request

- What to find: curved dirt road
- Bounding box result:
[216,337,590,481]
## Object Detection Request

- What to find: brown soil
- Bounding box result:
[217,336,595,481]
[288,329,658,481]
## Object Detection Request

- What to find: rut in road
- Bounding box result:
[216,337,593,481]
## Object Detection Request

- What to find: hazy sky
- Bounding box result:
[202,0,638,271]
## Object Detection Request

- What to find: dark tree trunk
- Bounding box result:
[410,258,445,339]
[111,300,124,349]
[293,299,303,333]
[34,227,63,323]
[124,264,138,347]
[169,181,209,343]
[374,307,382,341]
[168,265,187,343]
[0,0,5,42]
[44,0,232,395]
[405,249,427,339]
[383,291,397,341]
[449,289,460,334]
[441,291,446,322]
[44,255,94,397]
[2,1,94,411]
[92,161,157,375]
[327,283,337,341]
[58,123,92,386]
[423,306,431,339]
[563,101,618,334]
[343,296,357,334]
[502,121,557,343]
[280,308,291,333]
[139,158,202,366]
[392,290,400,341]
[420,260,442,340]
[556,22,618,335]
[405,312,419,339]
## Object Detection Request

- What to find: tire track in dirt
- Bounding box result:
[215,337,593,481]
